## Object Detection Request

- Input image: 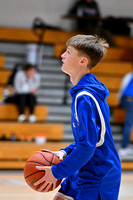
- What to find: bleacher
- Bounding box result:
[0,27,133,169]
[0,28,69,169]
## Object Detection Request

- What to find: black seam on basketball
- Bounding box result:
[37,152,56,165]
[25,170,45,179]
[51,183,53,190]
[26,161,47,166]
[50,154,55,166]
[35,183,42,191]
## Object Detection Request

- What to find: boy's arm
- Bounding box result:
[60,142,76,155]
[52,96,100,179]
[41,142,76,160]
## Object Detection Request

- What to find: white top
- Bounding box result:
[13,70,41,94]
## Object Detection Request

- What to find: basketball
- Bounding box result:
[24,151,62,192]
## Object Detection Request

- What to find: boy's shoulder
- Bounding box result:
[75,90,97,110]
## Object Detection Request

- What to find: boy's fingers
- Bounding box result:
[58,157,63,161]
[52,182,56,190]
[41,149,53,154]
[36,166,50,171]
[36,166,44,170]
[37,181,48,192]
[34,175,46,186]
[43,183,52,192]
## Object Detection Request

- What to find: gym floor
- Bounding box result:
[0,170,133,200]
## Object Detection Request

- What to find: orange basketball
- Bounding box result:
[24,151,62,192]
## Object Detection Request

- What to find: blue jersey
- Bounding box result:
[118,72,133,101]
[52,73,121,200]
[122,73,133,97]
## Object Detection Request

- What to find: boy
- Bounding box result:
[34,35,121,200]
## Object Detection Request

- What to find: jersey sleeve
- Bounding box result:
[52,96,100,179]
[60,142,76,155]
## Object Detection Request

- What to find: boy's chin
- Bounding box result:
[61,66,68,74]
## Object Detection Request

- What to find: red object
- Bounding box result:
[24,151,62,192]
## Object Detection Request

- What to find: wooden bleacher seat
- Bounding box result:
[0,104,48,121]
[0,86,5,97]
[96,76,122,91]
[0,55,5,68]
[113,108,125,124]
[0,140,132,170]
[0,27,77,44]
[93,61,132,107]
[93,61,133,76]
[0,27,133,50]
[54,43,66,57]
[0,122,63,141]
[0,27,39,43]
[0,141,70,169]
[0,70,11,85]
[113,35,133,49]
[121,161,133,170]
[103,47,133,61]
[0,27,77,59]
[107,92,118,107]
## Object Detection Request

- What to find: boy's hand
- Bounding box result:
[34,166,57,192]
[41,149,67,161]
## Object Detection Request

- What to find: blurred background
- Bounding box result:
[0,0,133,199]
[0,0,132,33]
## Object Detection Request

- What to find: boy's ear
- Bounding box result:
[80,57,89,66]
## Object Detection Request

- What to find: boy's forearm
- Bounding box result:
[52,142,95,180]
[60,142,76,155]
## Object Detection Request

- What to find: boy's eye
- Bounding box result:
[67,50,70,54]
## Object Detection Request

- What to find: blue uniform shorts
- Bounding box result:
[58,174,120,200]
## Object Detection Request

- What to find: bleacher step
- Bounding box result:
[48,105,71,115]
[0,141,70,169]
[47,115,70,123]
[0,122,63,141]
[0,42,54,56]
[0,104,48,121]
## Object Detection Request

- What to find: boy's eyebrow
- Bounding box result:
[67,46,73,51]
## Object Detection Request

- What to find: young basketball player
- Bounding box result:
[34,35,121,200]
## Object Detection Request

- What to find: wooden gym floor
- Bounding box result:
[0,170,133,200]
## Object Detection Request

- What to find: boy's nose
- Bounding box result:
[61,52,66,58]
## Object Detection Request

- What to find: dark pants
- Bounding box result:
[5,93,36,115]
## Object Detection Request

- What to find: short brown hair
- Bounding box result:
[66,35,109,69]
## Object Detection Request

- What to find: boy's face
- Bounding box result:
[61,46,82,75]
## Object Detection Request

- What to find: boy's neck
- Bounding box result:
[70,70,90,86]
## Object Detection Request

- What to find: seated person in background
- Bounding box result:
[69,0,100,33]
[69,0,116,46]
[5,63,41,123]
